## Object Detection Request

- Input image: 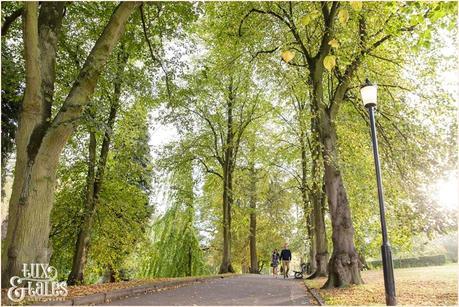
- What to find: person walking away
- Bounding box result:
[271,249,280,277]
[280,243,292,278]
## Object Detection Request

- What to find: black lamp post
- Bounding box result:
[361,78,397,306]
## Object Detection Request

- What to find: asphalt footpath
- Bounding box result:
[100,274,314,306]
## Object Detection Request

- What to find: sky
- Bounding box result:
[432,172,458,211]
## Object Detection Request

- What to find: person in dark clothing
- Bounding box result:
[270,249,280,276]
[280,243,292,278]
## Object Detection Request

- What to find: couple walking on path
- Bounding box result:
[271,243,292,278]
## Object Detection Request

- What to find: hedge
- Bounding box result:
[368,254,446,269]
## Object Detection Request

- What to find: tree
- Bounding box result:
[238,0,456,287]
[280,70,329,278]
[175,67,264,273]
[67,46,128,285]
[248,160,259,274]
[160,3,271,273]
[1,1,140,286]
[242,132,264,274]
[136,145,207,278]
[49,97,154,283]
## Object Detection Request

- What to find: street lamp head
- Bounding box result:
[360,78,378,108]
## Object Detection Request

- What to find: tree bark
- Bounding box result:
[188,245,193,276]
[320,109,363,288]
[299,125,317,274]
[359,252,368,270]
[308,108,328,279]
[67,48,128,285]
[220,166,234,273]
[308,59,362,287]
[67,131,96,285]
[1,2,64,287]
[248,163,258,274]
[313,181,328,277]
[307,212,317,274]
[1,2,139,287]
[219,81,235,274]
[185,159,195,276]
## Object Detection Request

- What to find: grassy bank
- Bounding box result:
[305,264,458,305]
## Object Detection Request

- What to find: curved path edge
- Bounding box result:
[35,274,240,306]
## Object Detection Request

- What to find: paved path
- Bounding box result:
[101,274,313,306]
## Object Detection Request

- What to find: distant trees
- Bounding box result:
[168,65,266,273]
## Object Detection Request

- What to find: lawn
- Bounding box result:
[305,264,458,305]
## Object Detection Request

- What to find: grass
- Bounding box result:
[305,264,458,306]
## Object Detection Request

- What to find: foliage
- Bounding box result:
[50,100,153,282]
[1,1,24,195]
[135,152,208,278]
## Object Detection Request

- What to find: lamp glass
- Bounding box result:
[361,84,378,107]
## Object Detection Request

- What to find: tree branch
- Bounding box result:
[316,1,339,61]
[41,2,140,160]
[196,156,223,179]
[367,53,403,68]
[22,2,42,116]
[192,105,224,166]
[1,7,24,37]
[250,46,279,62]
[139,4,172,100]
[239,8,287,37]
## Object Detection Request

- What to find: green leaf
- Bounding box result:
[328,39,340,49]
[299,11,319,26]
[323,55,336,72]
[299,15,312,26]
[338,9,350,25]
[350,1,363,11]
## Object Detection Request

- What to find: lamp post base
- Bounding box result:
[381,243,397,306]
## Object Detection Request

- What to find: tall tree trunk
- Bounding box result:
[320,109,363,288]
[185,159,195,276]
[1,165,6,201]
[307,213,317,274]
[301,133,313,275]
[309,60,362,288]
[248,163,258,274]
[219,81,235,274]
[308,108,328,278]
[67,131,96,285]
[220,168,234,273]
[359,252,368,270]
[188,245,193,276]
[67,48,128,285]
[313,181,328,277]
[1,2,65,287]
[1,2,139,287]
[299,127,316,274]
